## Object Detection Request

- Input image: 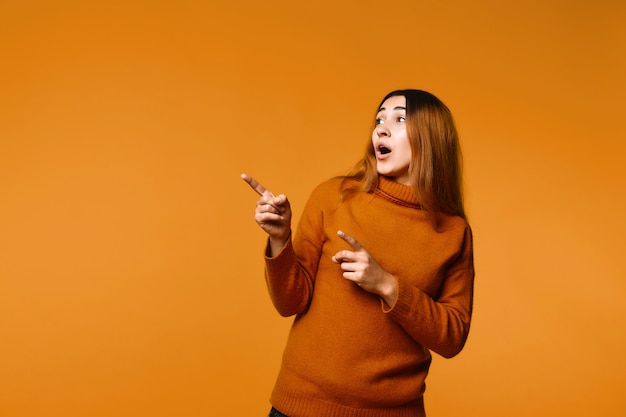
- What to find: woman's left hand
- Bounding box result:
[332,230,398,307]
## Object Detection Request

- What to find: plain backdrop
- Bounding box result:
[1,1,625,416]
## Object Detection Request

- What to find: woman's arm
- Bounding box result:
[264,183,327,317]
[243,174,326,317]
[385,225,475,358]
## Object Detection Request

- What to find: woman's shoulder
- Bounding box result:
[310,176,360,195]
[435,212,472,237]
[301,176,361,211]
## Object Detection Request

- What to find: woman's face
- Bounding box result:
[372,95,412,185]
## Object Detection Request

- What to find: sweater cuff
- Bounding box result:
[381,277,413,320]
[265,236,295,276]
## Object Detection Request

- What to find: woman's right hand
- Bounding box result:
[241,173,292,256]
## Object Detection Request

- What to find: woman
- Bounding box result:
[242,89,474,417]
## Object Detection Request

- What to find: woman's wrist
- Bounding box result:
[380,273,398,308]
[268,232,290,257]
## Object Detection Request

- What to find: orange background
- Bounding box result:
[1,1,625,416]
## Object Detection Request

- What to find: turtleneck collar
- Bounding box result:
[375,175,422,209]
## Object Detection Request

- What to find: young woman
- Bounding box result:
[242,89,474,417]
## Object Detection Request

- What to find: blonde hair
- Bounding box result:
[344,89,466,219]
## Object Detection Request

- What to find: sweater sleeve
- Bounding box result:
[264,183,327,317]
[384,224,475,358]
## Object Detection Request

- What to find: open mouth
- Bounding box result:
[377,144,392,155]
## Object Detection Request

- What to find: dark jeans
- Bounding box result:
[268,407,289,417]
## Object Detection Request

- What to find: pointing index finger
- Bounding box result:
[337,230,363,251]
[241,173,274,197]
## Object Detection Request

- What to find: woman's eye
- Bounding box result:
[398,116,406,123]
[375,118,384,125]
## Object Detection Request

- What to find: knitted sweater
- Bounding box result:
[265,176,474,417]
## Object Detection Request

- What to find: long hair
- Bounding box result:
[344,89,466,219]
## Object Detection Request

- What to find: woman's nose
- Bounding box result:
[376,124,389,137]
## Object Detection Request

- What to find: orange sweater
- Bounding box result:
[265,176,474,417]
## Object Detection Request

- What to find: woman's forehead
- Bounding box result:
[379,95,406,112]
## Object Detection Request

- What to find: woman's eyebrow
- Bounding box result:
[378,106,407,112]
